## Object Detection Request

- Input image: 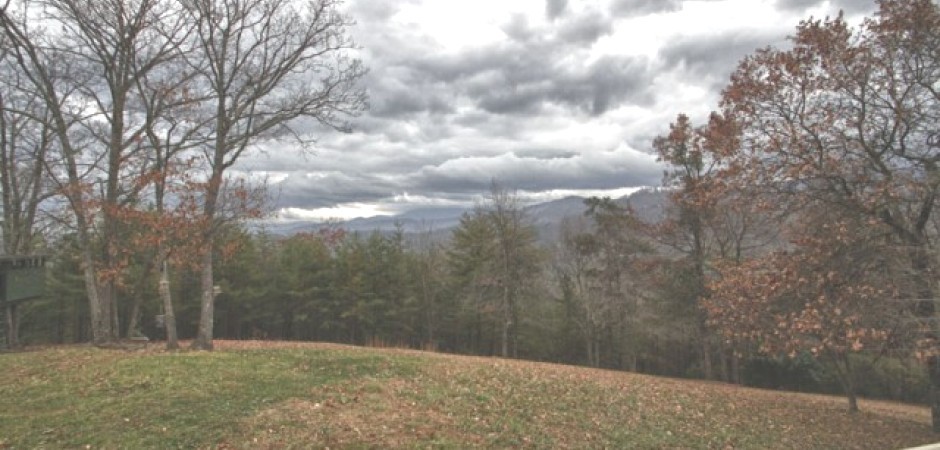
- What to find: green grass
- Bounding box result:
[0,342,934,449]
[0,345,419,448]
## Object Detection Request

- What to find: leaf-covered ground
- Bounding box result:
[0,340,935,449]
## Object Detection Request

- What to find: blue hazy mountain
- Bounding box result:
[263,189,667,237]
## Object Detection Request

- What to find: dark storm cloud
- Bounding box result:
[412,150,662,196]
[471,60,654,116]
[774,0,821,12]
[409,46,509,83]
[391,6,639,117]
[582,56,653,114]
[513,148,578,160]
[414,41,653,117]
[473,55,654,116]
[268,146,663,211]
[659,30,784,88]
[611,0,683,18]
[274,171,403,209]
[253,0,723,217]
[558,9,613,44]
[546,0,568,20]
[830,0,878,15]
[775,0,875,15]
[477,86,547,115]
[507,7,614,46]
[350,2,651,128]
[366,68,456,118]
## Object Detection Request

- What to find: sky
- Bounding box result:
[233,0,878,221]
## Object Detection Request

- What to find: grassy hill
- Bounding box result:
[0,341,934,449]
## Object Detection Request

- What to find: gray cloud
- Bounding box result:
[345,0,418,22]
[413,42,653,117]
[558,9,613,44]
[250,0,883,219]
[611,0,683,18]
[774,0,821,12]
[546,0,568,20]
[274,171,402,209]
[350,3,649,127]
[775,0,876,15]
[255,0,670,216]
[265,146,661,212]
[660,30,785,89]
[514,148,579,160]
[831,0,877,15]
[503,14,536,43]
[412,150,661,195]
[583,56,653,114]
[366,68,456,119]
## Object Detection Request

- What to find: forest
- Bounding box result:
[1,0,939,432]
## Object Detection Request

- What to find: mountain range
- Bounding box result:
[261,188,669,239]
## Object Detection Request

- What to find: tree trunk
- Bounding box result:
[423,277,436,348]
[501,318,510,358]
[126,299,142,339]
[498,281,510,358]
[627,352,637,372]
[928,356,940,433]
[587,335,595,367]
[5,303,18,349]
[159,261,179,350]
[83,248,114,345]
[191,250,215,350]
[907,244,940,430]
[72,295,83,343]
[110,282,120,340]
[731,350,741,385]
[510,305,519,359]
[425,306,435,349]
[847,388,859,413]
[831,352,860,413]
[844,357,859,413]
[718,342,731,382]
[701,338,714,380]
[126,258,159,338]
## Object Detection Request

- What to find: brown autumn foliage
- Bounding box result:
[708,0,939,306]
[687,0,940,421]
[705,210,897,354]
[652,111,781,382]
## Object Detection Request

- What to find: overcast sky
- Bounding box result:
[234,0,877,221]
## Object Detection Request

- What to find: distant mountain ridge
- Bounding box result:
[262,189,668,237]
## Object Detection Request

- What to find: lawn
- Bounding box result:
[0,340,934,449]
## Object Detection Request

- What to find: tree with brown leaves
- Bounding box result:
[705,207,900,412]
[652,113,779,381]
[699,0,940,427]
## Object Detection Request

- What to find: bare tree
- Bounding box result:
[0,0,192,345]
[0,37,56,348]
[0,0,362,348]
[181,0,366,350]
